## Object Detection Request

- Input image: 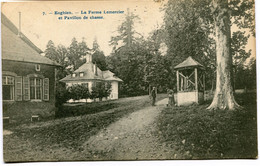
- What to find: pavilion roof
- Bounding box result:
[174,56,204,69]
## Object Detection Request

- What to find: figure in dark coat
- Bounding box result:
[167,89,175,106]
[151,87,156,106]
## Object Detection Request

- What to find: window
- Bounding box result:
[43,78,49,101]
[35,64,41,71]
[80,72,84,77]
[72,73,76,77]
[2,76,14,100]
[30,78,42,100]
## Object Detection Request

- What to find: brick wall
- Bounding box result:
[2,60,57,123]
[2,60,56,103]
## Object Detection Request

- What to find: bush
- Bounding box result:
[90,82,112,101]
[55,82,70,107]
[67,84,90,101]
[56,83,90,106]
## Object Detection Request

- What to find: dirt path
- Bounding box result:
[82,98,174,160]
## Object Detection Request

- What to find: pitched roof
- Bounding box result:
[60,63,103,81]
[174,56,204,69]
[103,70,123,82]
[1,13,60,66]
[60,62,123,82]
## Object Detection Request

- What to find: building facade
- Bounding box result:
[60,54,122,102]
[2,13,60,123]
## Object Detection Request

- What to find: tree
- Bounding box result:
[207,0,241,110]
[44,41,69,80]
[235,58,256,90]
[104,82,112,99]
[162,0,254,109]
[67,84,90,101]
[67,38,90,71]
[55,82,70,107]
[163,0,214,65]
[231,31,251,89]
[142,31,172,91]
[56,45,70,80]
[163,0,216,91]
[90,82,112,101]
[107,44,148,96]
[45,40,58,61]
[229,0,255,37]
[107,9,148,96]
[109,8,140,50]
[92,38,107,70]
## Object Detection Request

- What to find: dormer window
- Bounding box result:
[79,72,84,77]
[35,64,40,71]
[72,73,76,78]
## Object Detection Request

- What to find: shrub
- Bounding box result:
[55,82,70,107]
[90,82,112,101]
[67,84,90,101]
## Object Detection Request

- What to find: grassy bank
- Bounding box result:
[4,94,167,162]
[157,92,257,159]
[57,93,167,118]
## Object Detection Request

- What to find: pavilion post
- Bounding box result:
[203,72,205,92]
[195,68,198,91]
[176,70,179,92]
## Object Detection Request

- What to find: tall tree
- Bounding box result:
[45,40,58,61]
[142,30,172,91]
[67,38,90,71]
[56,44,69,79]
[108,9,148,96]
[109,8,140,51]
[163,0,214,66]
[56,44,68,67]
[44,41,69,80]
[163,0,216,91]
[207,0,241,110]
[231,31,251,89]
[162,0,254,108]
[229,0,255,37]
[91,38,107,70]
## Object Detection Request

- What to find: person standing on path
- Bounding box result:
[151,87,156,106]
[167,89,175,107]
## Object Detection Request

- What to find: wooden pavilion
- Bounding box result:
[174,56,205,106]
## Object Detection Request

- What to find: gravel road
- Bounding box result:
[82,98,175,160]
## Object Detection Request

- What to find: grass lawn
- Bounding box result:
[157,92,257,159]
[3,94,167,162]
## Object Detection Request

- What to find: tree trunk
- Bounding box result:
[207,0,241,110]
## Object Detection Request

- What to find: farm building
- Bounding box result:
[60,54,123,102]
[1,13,60,123]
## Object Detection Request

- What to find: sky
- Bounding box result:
[1,0,255,59]
[1,0,164,56]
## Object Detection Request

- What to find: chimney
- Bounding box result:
[18,12,21,37]
[90,54,92,62]
[86,54,92,63]
[94,62,97,76]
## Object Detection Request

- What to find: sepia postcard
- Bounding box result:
[1,0,258,163]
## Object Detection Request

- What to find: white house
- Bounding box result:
[60,54,123,102]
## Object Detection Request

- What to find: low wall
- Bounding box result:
[177,91,197,106]
[177,91,204,106]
